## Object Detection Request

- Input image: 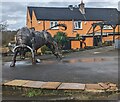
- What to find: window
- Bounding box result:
[74,21,82,29]
[103,25,113,30]
[50,21,58,29]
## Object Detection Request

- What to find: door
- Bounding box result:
[94,36,101,46]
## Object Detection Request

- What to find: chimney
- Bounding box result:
[68,5,73,11]
[79,0,85,14]
[74,5,78,8]
[118,1,120,11]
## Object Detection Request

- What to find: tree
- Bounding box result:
[0,21,8,31]
[76,33,83,40]
[2,31,17,46]
[54,31,68,49]
[76,33,86,48]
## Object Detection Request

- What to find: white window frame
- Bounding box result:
[50,21,59,29]
[74,21,82,30]
[103,25,113,30]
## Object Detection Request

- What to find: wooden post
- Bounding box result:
[118,25,120,35]
[92,23,96,46]
[100,24,103,44]
[93,27,95,46]
[118,25,120,34]
[112,25,116,43]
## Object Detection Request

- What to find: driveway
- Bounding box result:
[2,46,118,84]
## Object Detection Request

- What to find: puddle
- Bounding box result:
[93,52,101,54]
[3,60,56,67]
[3,61,33,67]
[3,57,115,67]
[42,60,56,64]
[15,61,32,65]
[62,57,113,64]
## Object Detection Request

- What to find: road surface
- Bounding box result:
[2,46,118,84]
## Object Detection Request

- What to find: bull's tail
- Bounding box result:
[46,24,67,31]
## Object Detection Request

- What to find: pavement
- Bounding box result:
[2,46,119,84]
[2,79,118,92]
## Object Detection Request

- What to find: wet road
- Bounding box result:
[2,47,118,84]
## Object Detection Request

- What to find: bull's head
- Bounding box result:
[13,27,35,60]
[16,27,32,45]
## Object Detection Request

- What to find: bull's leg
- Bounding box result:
[46,42,62,60]
[32,51,36,65]
[10,51,18,67]
[55,52,62,60]
[19,48,26,60]
[52,42,62,60]
[31,41,36,65]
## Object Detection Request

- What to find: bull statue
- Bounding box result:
[10,24,67,67]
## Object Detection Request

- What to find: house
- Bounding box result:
[26,4,120,49]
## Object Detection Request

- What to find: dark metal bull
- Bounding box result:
[10,24,67,67]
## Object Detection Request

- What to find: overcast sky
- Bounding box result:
[0,0,120,31]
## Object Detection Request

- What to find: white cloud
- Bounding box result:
[1,0,54,2]
[1,0,119,30]
[87,0,119,2]
[8,15,17,17]
[1,0,120,3]
[118,1,120,11]
[7,20,17,25]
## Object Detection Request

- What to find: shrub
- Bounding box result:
[2,31,17,46]
[102,41,113,46]
[54,31,68,49]
[41,45,50,54]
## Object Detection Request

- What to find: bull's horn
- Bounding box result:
[26,45,35,58]
[12,45,22,52]
[12,45,35,59]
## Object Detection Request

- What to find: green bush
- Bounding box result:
[2,31,17,46]
[54,31,68,49]
[102,41,113,46]
[41,45,50,54]
[76,33,83,40]
[84,46,96,50]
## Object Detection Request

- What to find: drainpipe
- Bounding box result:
[43,21,45,30]
[31,20,32,28]
[72,19,74,34]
